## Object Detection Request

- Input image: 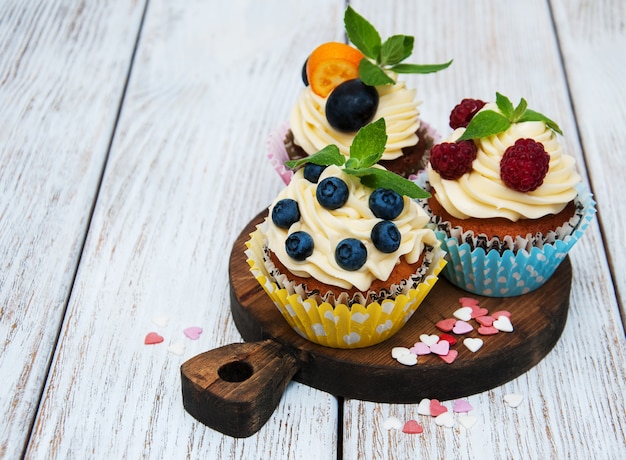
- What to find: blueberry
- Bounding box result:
[303,163,327,183]
[271,198,300,229]
[369,188,404,220]
[325,79,379,133]
[371,221,401,253]
[301,57,309,86]
[316,177,349,210]
[335,238,367,271]
[285,231,314,261]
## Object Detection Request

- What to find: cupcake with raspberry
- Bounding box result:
[268,6,451,183]
[417,93,595,297]
[249,119,446,348]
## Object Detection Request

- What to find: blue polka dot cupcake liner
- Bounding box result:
[414,175,595,297]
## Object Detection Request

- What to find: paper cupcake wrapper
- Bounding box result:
[245,228,447,348]
[267,120,441,185]
[414,176,596,297]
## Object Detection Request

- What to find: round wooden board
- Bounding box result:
[228,211,572,403]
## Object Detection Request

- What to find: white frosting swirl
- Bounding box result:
[427,103,581,221]
[289,81,421,161]
[263,165,439,291]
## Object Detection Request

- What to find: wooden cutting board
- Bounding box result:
[181,211,572,437]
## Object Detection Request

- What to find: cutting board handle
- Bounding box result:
[180,339,300,438]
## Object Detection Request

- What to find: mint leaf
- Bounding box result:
[345,167,431,199]
[344,6,380,60]
[512,97,528,122]
[348,118,387,168]
[519,109,563,135]
[359,59,395,86]
[285,145,345,170]
[390,60,453,74]
[380,35,413,66]
[495,92,514,118]
[457,110,511,140]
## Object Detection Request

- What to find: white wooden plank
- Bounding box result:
[26,1,345,458]
[0,1,144,458]
[343,0,626,458]
[551,0,626,320]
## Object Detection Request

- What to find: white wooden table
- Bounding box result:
[2,1,625,458]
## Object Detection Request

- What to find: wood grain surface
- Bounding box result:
[1,0,625,459]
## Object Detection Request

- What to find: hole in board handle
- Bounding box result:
[218,360,253,382]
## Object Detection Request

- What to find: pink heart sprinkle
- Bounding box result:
[410,342,431,355]
[144,332,164,345]
[491,310,512,319]
[452,320,473,335]
[430,340,450,356]
[436,318,456,332]
[459,297,480,307]
[475,315,495,327]
[183,326,203,340]
[402,419,424,434]
[453,399,473,413]
[430,399,448,416]
[440,349,458,364]
[439,333,457,346]
[478,325,499,335]
[469,305,489,318]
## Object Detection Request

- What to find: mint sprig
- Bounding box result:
[344,6,452,86]
[458,92,563,140]
[285,118,430,199]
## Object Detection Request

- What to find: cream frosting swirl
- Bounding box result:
[289,81,421,161]
[427,103,581,221]
[263,165,439,291]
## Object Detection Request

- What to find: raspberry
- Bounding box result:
[430,140,477,180]
[500,138,550,192]
[449,98,486,129]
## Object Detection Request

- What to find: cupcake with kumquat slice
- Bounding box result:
[269,6,451,183]
[250,119,446,348]
[417,93,595,297]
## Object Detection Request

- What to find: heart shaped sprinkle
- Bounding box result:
[453,399,473,413]
[452,320,473,335]
[429,340,450,356]
[151,315,170,328]
[397,353,418,366]
[492,310,512,319]
[168,342,186,356]
[402,419,424,434]
[144,332,164,345]
[459,297,480,307]
[453,306,473,321]
[475,315,495,327]
[504,393,524,408]
[493,316,514,332]
[417,398,431,416]
[429,399,448,417]
[410,342,431,355]
[183,326,203,340]
[436,318,456,332]
[463,337,484,352]
[478,325,499,336]
[458,414,478,430]
[383,416,402,430]
[439,333,457,346]
[434,411,455,428]
[439,349,458,364]
[419,334,439,346]
[392,347,412,359]
[469,305,489,318]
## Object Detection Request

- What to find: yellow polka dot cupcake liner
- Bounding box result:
[245,228,446,349]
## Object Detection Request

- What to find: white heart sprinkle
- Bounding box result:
[453,306,473,321]
[382,416,402,430]
[152,315,169,328]
[168,342,185,356]
[397,353,418,366]
[493,316,514,332]
[504,393,524,408]
[434,411,455,428]
[417,398,431,416]
[458,414,478,430]
[463,337,484,353]
[391,347,412,359]
[419,334,439,346]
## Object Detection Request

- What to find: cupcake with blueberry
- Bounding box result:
[249,119,446,348]
[268,6,451,183]
[417,93,595,297]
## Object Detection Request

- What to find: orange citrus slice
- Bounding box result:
[306,42,364,97]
